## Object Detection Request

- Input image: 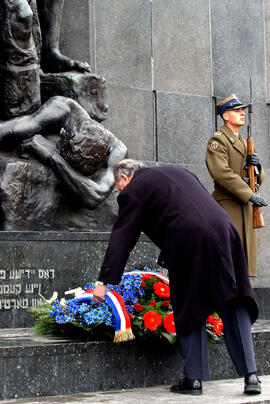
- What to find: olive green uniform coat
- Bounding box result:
[206,125,265,277]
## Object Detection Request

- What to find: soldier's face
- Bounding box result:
[223,108,245,127]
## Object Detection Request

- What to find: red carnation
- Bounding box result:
[149,301,156,307]
[142,274,152,281]
[153,282,170,298]
[206,315,215,325]
[212,319,223,336]
[163,300,170,308]
[143,310,162,331]
[163,312,176,333]
[134,302,144,312]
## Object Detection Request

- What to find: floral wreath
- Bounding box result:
[30,270,223,345]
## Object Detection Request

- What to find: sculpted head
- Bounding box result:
[75,74,109,123]
[58,119,109,176]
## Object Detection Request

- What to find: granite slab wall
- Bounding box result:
[94,0,152,89]
[156,93,215,164]
[152,0,212,96]
[103,86,155,161]
[211,0,266,102]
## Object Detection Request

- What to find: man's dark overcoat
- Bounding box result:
[98,166,258,336]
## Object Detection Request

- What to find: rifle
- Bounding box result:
[247,77,264,228]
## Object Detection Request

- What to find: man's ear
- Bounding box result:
[120,173,128,182]
[222,111,229,122]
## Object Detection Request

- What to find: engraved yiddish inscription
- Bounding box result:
[0,268,55,310]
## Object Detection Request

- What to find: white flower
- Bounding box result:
[46,291,58,304]
[60,298,66,306]
[65,287,84,298]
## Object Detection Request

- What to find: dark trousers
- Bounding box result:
[179,302,257,380]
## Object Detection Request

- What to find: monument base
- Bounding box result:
[0,321,270,400]
[0,231,162,328]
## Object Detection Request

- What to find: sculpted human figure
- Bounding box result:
[0,0,90,73]
[0,0,41,118]
[0,0,127,210]
[0,0,90,119]
[0,96,127,209]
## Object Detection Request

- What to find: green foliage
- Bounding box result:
[29,301,56,336]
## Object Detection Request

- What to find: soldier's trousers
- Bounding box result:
[179,302,257,380]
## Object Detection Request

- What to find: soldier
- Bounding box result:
[206,95,267,277]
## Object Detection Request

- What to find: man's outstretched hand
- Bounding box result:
[93,284,107,302]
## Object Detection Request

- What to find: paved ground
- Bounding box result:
[1,375,270,404]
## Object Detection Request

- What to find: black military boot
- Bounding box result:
[170,377,202,395]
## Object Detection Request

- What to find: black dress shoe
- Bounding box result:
[170,377,202,395]
[244,373,261,394]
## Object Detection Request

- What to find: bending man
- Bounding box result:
[93,159,261,396]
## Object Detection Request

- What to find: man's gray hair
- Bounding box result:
[114,159,145,182]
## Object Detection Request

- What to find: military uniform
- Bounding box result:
[206,124,265,276]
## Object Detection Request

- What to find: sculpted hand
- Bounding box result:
[92,284,107,303]
[249,193,268,207]
[22,135,56,161]
[246,153,261,172]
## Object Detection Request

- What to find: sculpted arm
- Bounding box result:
[53,130,127,207]
[0,96,81,145]
[48,147,107,208]
[23,129,127,209]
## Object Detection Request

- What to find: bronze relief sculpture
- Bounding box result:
[0,0,127,230]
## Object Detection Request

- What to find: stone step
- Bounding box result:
[1,376,270,404]
[0,320,270,401]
